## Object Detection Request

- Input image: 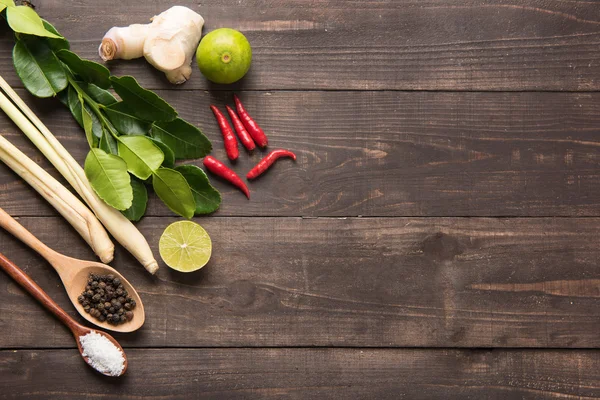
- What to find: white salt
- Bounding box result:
[79,331,125,376]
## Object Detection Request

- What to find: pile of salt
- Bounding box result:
[79,331,125,376]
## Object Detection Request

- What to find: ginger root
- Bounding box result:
[99,6,204,84]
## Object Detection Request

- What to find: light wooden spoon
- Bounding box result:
[0,251,127,377]
[0,207,144,332]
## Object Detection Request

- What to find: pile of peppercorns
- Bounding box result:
[78,273,136,325]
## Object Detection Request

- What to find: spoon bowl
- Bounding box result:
[60,257,145,333]
[73,325,129,377]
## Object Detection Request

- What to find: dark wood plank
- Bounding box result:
[1,216,599,348]
[2,348,599,399]
[0,0,596,91]
[1,90,600,217]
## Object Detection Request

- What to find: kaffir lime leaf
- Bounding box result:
[196,28,252,84]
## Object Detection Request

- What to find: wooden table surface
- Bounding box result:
[1,0,600,398]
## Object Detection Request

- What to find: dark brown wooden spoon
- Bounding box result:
[0,251,128,377]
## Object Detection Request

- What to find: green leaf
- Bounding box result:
[117,135,164,180]
[42,19,69,52]
[103,101,151,136]
[80,82,116,106]
[148,137,175,168]
[175,165,221,215]
[7,6,61,38]
[151,118,211,159]
[84,148,132,210]
[67,85,102,139]
[80,92,95,147]
[57,88,68,106]
[109,75,177,122]
[121,178,147,221]
[13,38,67,97]
[152,167,195,219]
[67,85,83,124]
[0,0,16,8]
[99,127,118,154]
[0,0,14,13]
[57,49,111,89]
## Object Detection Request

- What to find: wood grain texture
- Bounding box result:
[1,90,599,217]
[1,216,599,349]
[2,348,600,399]
[0,0,592,91]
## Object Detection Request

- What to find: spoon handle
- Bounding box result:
[0,251,80,332]
[0,207,61,263]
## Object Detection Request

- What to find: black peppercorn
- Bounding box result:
[79,273,134,325]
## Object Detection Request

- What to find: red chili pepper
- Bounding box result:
[226,105,256,152]
[233,95,268,148]
[210,105,238,161]
[246,149,296,180]
[203,155,249,199]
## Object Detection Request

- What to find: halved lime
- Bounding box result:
[159,221,212,272]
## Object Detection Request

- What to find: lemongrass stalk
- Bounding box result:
[0,134,114,262]
[0,77,158,274]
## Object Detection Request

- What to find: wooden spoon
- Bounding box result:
[0,251,127,377]
[0,207,144,332]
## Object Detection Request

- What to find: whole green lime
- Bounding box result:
[196,28,252,84]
